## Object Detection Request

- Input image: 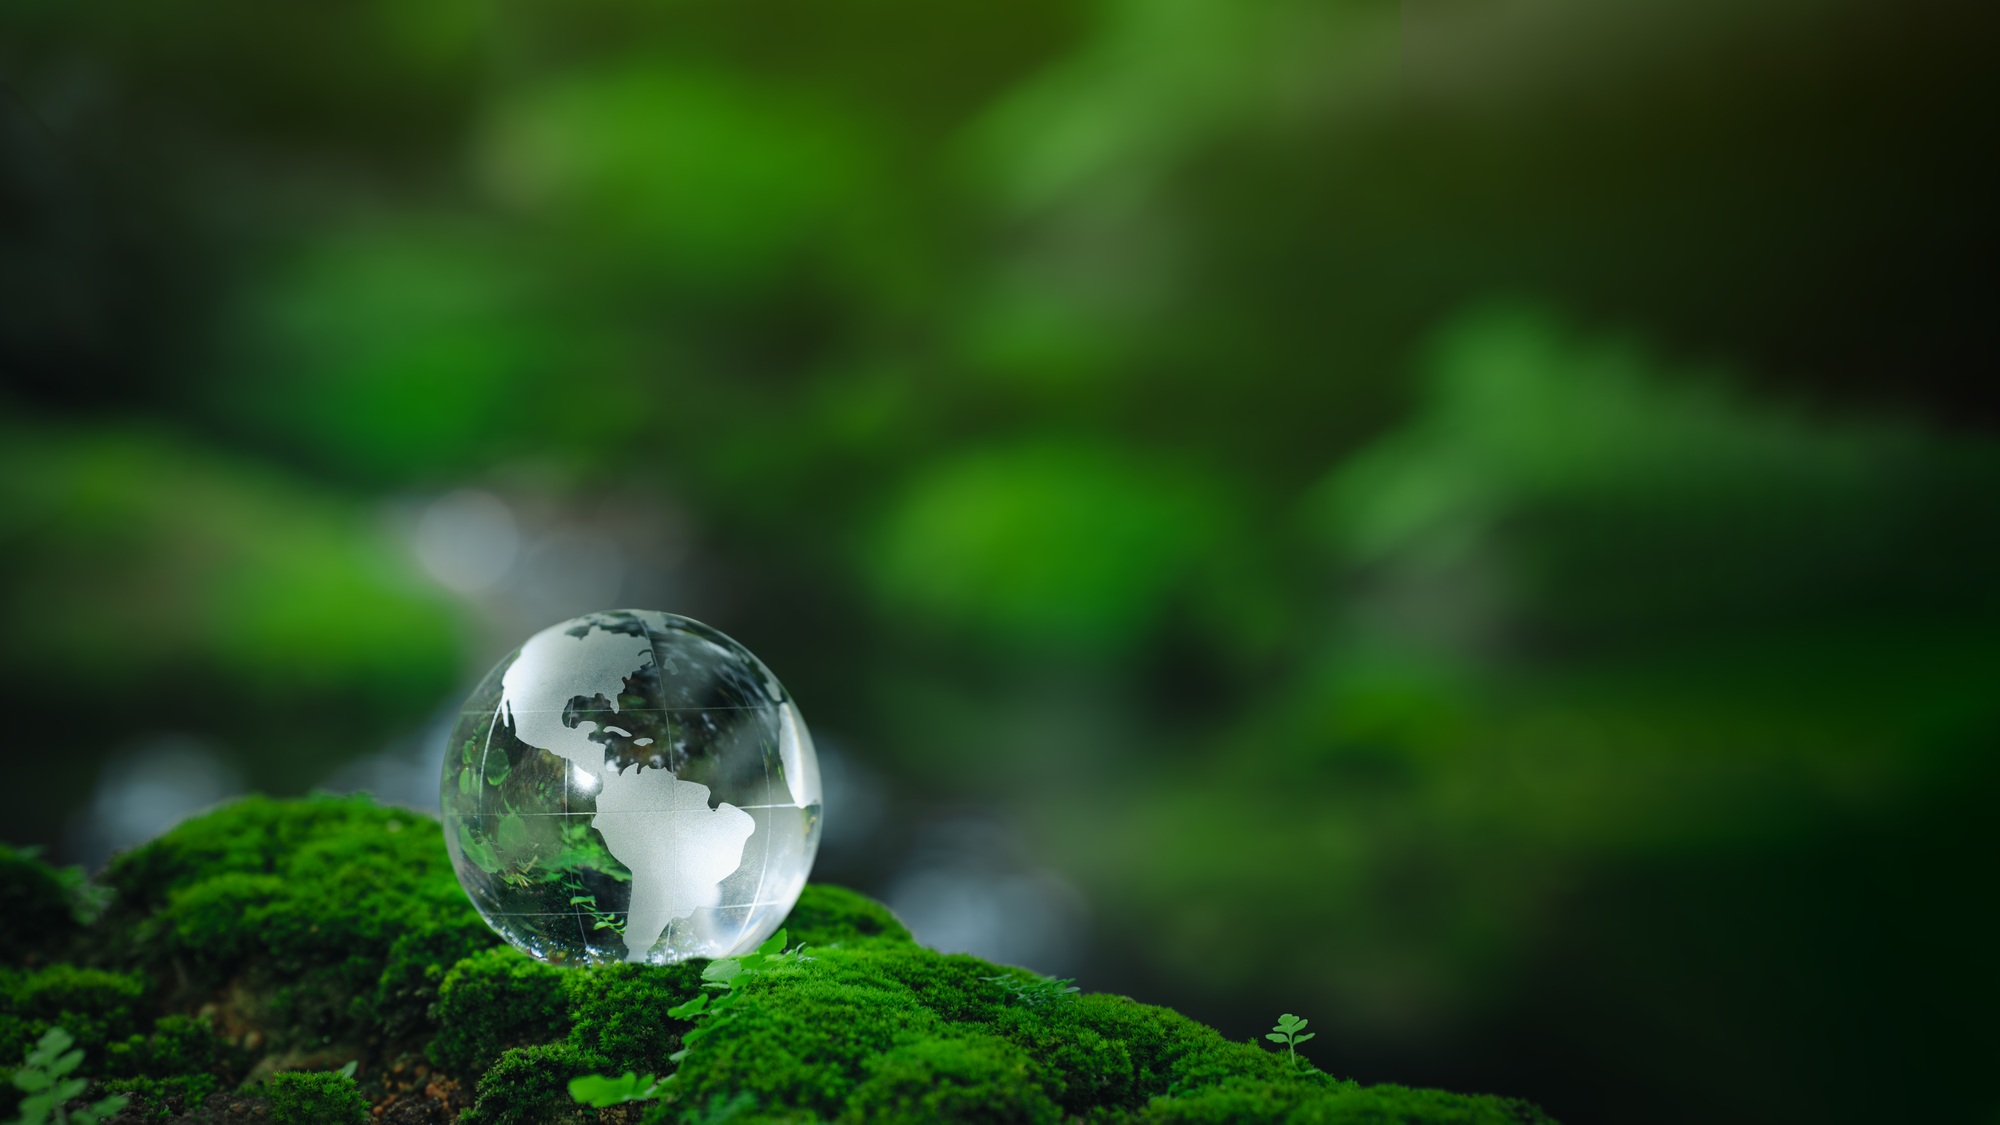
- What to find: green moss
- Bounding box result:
[1144,1082,1553,1124]
[0,963,147,1063]
[266,1069,371,1125]
[564,958,707,1074]
[431,946,572,1079]
[461,1041,608,1125]
[96,1012,244,1112]
[104,1013,235,1077]
[100,1073,222,1117]
[863,948,1015,1024]
[368,909,500,1045]
[97,1014,243,1118]
[150,871,288,968]
[2,796,1556,1124]
[0,845,84,963]
[778,884,914,948]
[94,794,498,1053]
[986,1004,1136,1114]
[841,1036,1062,1125]
[668,967,943,1119]
[95,795,411,914]
[657,946,1380,1125]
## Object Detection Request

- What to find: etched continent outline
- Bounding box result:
[499,621,756,962]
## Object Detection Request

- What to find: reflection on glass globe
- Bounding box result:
[441,610,822,965]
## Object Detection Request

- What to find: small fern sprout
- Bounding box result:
[1266,1013,1316,1071]
[10,1027,130,1125]
[663,929,798,1066]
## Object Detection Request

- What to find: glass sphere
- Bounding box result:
[441,609,822,965]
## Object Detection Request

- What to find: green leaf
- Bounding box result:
[53,1076,88,1101]
[80,1095,130,1125]
[568,1073,631,1107]
[338,1060,359,1079]
[757,928,788,957]
[567,1071,660,1107]
[18,1089,59,1123]
[496,812,529,851]
[27,1028,75,1068]
[1294,1032,1316,1044]
[1289,1018,1308,1031]
[14,1067,53,1093]
[51,1051,84,1079]
[701,958,743,986]
[666,993,710,1019]
[1265,1033,1289,1043]
[456,822,501,873]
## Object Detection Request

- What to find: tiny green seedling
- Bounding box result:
[8,1027,129,1125]
[1266,1013,1315,1071]
[665,928,800,1063]
[567,1071,663,1108]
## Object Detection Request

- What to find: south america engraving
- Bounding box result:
[499,623,755,962]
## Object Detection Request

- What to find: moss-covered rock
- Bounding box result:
[0,844,86,964]
[564,958,707,1078]
[0,796,1556,1123]
[103,1012,240,1081]
[775,884,913,948]
[841,1036,1062,1125]
[264,1069,370,1125]
[459,1041,610,1125]
[87,795,499,1057]
[431,947,572,1080]
[0,963,148,1063]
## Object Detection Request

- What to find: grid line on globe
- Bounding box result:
[442,609,823,966]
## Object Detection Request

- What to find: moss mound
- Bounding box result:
[264,1069,370,1125]
[0,796,1555,1123]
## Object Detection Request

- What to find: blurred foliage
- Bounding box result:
[0,414,466,802]
[2,0,1996,1122]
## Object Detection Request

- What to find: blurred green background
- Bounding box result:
[3,0,1995,1121]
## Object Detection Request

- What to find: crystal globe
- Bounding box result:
[441,609,822,965]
